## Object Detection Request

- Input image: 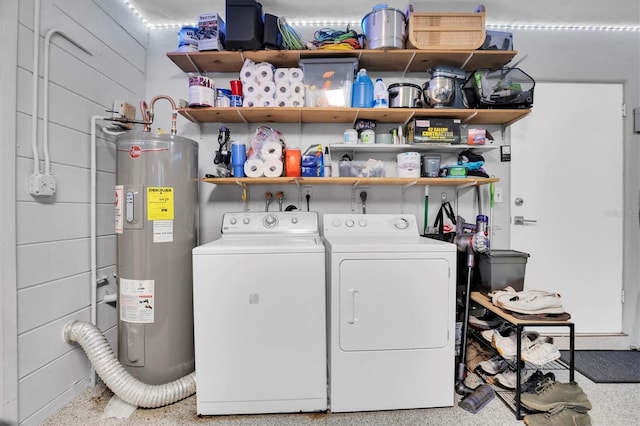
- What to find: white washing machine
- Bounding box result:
[323,213,457,413]
[192,212,326,415]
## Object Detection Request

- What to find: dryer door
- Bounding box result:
[338,256,451,351]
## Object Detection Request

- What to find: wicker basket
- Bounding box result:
[407,12,486,50]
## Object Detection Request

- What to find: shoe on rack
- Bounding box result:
[492,330,539,361]
[523,405,592,426]
[469,312,502,330]
[521,370,555,394]
[494,370,517,389]
[490,286,518,305]
[522,342,561,366]
[496,290,565,315]
[521,381,592,412]
[477,355,509,375]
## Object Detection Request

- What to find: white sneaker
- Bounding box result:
[496,290,565,315]
[478,355,509,375]
[521,342,561,366]
[494,370,517,389]
[492,331,538,360]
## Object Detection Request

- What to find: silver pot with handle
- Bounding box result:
[388,83,422,108]
[361,4,406,49]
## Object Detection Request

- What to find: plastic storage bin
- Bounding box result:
[476,249,530,293]
[462,67,535,109]
[299,58,358,107]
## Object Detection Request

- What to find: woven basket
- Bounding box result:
[407,12,486,50]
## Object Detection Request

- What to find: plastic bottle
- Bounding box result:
[316,144,324,177]
[373,78,388,108]
[351,69,374,108]
[324,147,332,177]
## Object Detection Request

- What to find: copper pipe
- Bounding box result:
[140,96,178,134]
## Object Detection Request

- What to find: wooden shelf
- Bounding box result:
[179,106,530,126]
[202,176,499,186]
[167,49,518,74]
[329,143,499,153]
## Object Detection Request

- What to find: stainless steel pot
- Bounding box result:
[423,77,455,107]
[388,83,422,108]
[361,4,406,49]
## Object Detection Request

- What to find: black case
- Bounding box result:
[225,0,264,50]
[263,13,283,50]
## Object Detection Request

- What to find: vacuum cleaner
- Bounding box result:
[454,215,496,414]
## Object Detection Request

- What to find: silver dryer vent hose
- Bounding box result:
[63,320,196,408]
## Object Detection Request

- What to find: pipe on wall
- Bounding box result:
[63,320,196,408]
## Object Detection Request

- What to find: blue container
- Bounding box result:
[301,155,318,177]
[231,141,246,177]
[351,68,374,108]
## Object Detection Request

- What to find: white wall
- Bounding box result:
[7,0,148,423]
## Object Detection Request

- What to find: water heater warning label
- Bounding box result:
[147,187,174,221]
[120,278,155,323]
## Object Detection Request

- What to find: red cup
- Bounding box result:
[230,80,243,96]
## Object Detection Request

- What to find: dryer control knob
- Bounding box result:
[394,217,410,229]
[345,219,355,227]
[358,219,367,227]
[291,217,298,224]
[332,219,342,227]
[263,214,278,228]
[230,217,237,225]
[243,217,250,224]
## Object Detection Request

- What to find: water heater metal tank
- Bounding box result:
[115,131,198,385]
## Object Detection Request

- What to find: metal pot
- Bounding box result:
[423,77,455,107]
[388,83,422,108]
[361,4,406,49]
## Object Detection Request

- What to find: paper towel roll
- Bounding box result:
[243,96,262,107]
[261,97,275,107]
[260,81,276,97]
[244,158,265,177]
[274,68,289,82]
[261,140,283,159]
[255,63,274,82]
[290,96,304,107]
[290,81,304,96]
[288,68,303,82]
[240,66,255,84]
[243,81,260,97]
[275,95,289,108]
[275,81,290,96]
[263,158,284,177]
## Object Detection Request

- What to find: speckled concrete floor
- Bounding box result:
[41,371,640,426]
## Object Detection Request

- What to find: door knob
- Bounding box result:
[514,197,524,206]
[514,215,537,225]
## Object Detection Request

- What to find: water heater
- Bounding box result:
[115,131,198,384]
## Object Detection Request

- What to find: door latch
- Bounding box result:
[514,216,537,225]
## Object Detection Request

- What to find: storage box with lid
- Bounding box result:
[406,11,485,50]
[476,249,530,293]
[299,58,358,107]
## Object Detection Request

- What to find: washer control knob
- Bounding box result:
[291,217,298,224]
[358,219,367,227]
[332,219,341,227]
[229,217,237,225]
[263,214,278,228]
[345,219,355,227]
[243,217,250,224]
[394,217,410,230]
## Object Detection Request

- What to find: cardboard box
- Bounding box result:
[197,13,226,51]
[467,128,495,145]
[408,118,461,144]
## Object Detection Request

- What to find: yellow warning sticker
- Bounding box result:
[147,187,174,220]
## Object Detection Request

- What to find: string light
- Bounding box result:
[123,2,639,33]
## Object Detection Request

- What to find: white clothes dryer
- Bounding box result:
[323,214,457,413]
[192,212,326,415]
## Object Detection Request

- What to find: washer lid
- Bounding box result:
[193,235,325,255]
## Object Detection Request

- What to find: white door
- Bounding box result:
[510,82,623,334]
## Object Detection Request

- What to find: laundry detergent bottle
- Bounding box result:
[351,68,374,108]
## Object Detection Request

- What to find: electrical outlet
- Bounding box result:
[29,172,57,197]
[494,187,503,203]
